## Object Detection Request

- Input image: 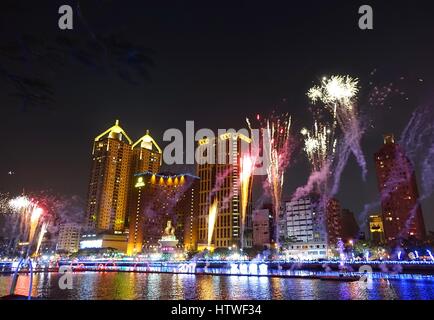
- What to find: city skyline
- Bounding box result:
[1,0,434,303]
[81,119,428,252]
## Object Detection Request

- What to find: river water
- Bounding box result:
[1,272,433,300]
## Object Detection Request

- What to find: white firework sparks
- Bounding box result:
[307,74,367,179]
[301,121,336,172]
[308,75,359,106]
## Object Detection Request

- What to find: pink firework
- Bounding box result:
[253,112,292,245]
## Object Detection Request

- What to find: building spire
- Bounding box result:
[383,134,395,145]
[94,120,132,144]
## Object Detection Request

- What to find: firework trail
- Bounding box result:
[397,104,434,237]
[292,162,331,201]
[8,195,36,243]
[358,104,434,237]
[239,154,256,248]
[28,207,43,246]
[308,75,367,180]
[207,199,218,249]
[293,119,337,201]
[251,112,292,245]
[2,195,47,256]
[34,222,48,257]
[400,104,434,198]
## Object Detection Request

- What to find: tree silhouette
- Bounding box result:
[0,0,154,110]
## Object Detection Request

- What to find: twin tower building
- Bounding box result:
[86,120,253,255]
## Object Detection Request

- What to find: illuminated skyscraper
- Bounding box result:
[87,122,163,234]
[374,134,426,242]
[326,198,342,247]
[127,172,199,255]
[126,131,162,228]
[131,130,162,174]
[87,120,132,232]
[196,132,253,250]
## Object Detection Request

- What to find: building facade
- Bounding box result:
[374,134,426,242]
[126,131,162,228]
[130,131,162,175]
[86,120,133,232]
[326,198,342,247]
[57,223,81,253]
[279,196,327,244]
[86,121,162,234]
[80,233,128,253]
[127,172,199,255]
[196,131,253,250]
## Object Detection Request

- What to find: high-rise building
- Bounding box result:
[374,134,426,242]
[369,214,385,244]
[57,223,81,253]
[131,131,162,175]
[127,172,199,255]
[326,198,342,246]
[196,132,253,250]
[252,208,272,248]
[86,120,132,232]
[126,132,162,228]
[341,208,359,242]
[279,196,327,244]
[279,196,328,259]
[86,121,162,234]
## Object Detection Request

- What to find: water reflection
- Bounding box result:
[0,272,433,300]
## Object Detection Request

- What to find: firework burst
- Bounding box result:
[301,121,336,172]
[308,75,367,179]
[2,195,47,256]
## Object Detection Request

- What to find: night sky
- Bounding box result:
[1,0,434,231]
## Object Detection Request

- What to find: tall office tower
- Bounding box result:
[326,198,342,247]
[127,172,199,255]
[369,214,385,244]
[196,132,253,250]
[340,208,359,242]
[374,134,426,242]
[86,120,132,233]
[131,130,162,174]
[126,131,162,228]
